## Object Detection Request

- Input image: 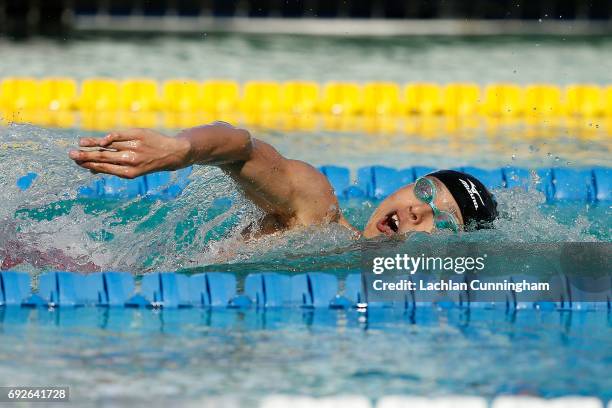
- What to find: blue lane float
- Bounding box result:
[76,166,193,200]
[2,270,610,312]
[18,166,612,202]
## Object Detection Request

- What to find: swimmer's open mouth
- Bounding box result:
[376,211,400,235]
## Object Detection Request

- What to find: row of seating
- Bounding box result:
[16,166,612,202]
[2,78,612,116]
[1,271,609,311]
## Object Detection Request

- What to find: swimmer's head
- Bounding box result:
[363,170,498,238]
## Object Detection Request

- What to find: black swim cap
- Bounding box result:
[427,170,498,230]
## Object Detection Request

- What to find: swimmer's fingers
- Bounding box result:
[78,130,145,148]
[69,150,136,165]
[99,129,145,147]
[104,140,139,151]
[78,137,104,147]
[78,162,140,179]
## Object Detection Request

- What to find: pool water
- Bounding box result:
[2,34,612,85]
[0,122,610,407]
[0,307,610,406]
[0,33,611,407]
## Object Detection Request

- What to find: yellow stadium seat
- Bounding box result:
[79,78,120,111]
[565,84,604,117]
[363,82,401,115]
[281,81,320,114]
[404,83,442,115]
[320,82,363,115]
[201,80,240,113]
[0,77,40,110]
[481,83,523,116]
[120,79,160,112]
[524,84,562,116]
[241,81,281,114]
[39,78,77,111]
[162,80,203,112]
[443,83,480,116]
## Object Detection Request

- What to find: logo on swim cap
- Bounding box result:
[459,178,485,210]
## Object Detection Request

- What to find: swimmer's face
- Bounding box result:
[363,176,464,238]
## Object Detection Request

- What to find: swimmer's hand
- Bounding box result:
[69,128,191,178]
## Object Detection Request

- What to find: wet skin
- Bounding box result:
[69,123,464,239]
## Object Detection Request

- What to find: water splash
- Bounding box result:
[0,124,605,275]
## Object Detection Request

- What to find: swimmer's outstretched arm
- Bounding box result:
[69,123,349,229]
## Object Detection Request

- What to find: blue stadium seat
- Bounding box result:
[502,167,530,189]
[189,272,236,307]
[140,272,191,308]
[462,167,505,190]
[16,172,38,191]
[291,273,338,308]
[593,167,611,202]
[37,271,82,307]
[319,165,350,198]
[550,168,595,202]
[244,273,291,308]
[0,271,31,306]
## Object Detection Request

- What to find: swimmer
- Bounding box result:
[69,122,498,238]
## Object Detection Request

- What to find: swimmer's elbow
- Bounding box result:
[234,128,254,161]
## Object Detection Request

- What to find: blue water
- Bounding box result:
[0,124,611,406]
[0,307,610,406]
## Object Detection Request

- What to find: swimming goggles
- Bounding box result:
[413,177,460,232]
